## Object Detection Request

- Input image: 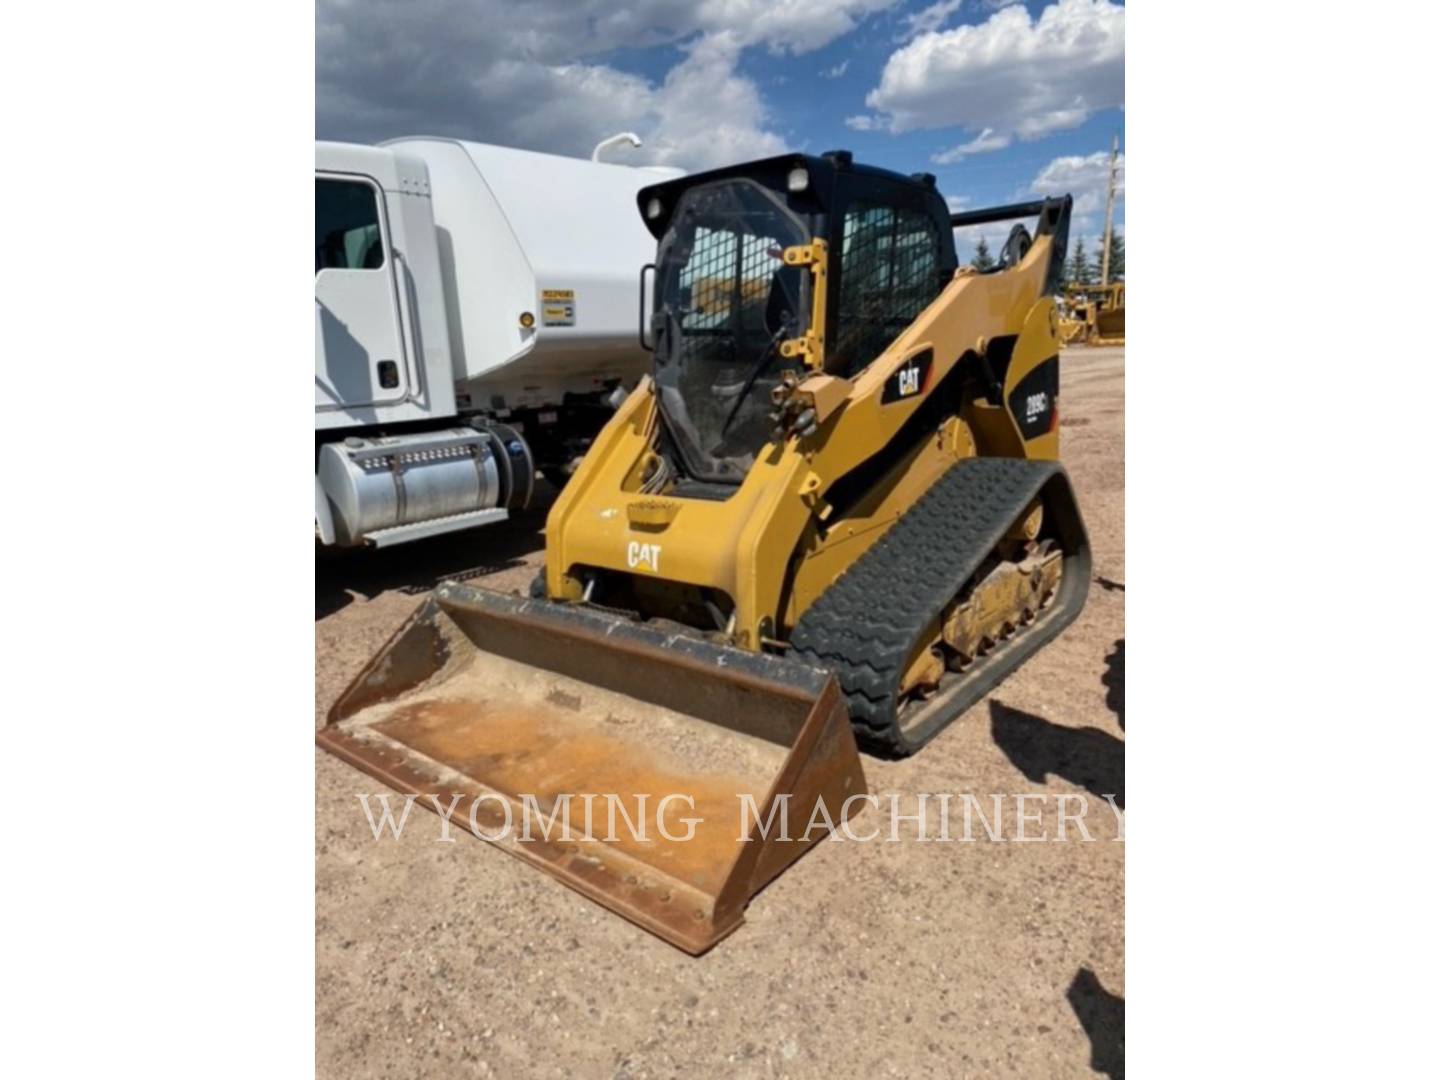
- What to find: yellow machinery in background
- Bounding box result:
[1058,282,1125,346]
[319,152,1091,953]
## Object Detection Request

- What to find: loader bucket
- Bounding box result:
[318,582,867,955]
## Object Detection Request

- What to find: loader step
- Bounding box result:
[790,457,1090,756]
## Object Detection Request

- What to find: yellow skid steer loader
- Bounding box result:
[319,150,1090,953]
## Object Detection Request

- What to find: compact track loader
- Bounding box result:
[319,151,1090,953]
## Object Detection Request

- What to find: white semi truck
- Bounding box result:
[315,137,674,547]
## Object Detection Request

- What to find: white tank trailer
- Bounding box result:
[315,138,678,547]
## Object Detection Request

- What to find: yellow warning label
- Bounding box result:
[540,289,576,326]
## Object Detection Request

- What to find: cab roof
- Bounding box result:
[635,149,942,239]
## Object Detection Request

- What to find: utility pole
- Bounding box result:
[1100,133,1119,287]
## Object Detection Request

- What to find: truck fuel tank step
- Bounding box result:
[363,507,508,547]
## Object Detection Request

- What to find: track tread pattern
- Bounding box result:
[791,456,1067,756]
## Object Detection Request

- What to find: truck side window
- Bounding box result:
[316,179,384,274]
[833,201,942,376]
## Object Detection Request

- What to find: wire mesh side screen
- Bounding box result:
[834,203,943,376]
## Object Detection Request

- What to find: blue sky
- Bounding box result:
[317,0,1125,259]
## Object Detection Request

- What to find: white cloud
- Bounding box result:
[864,0,1124,139]
[1027,149,1124,216]
[897,0,964,41]
[316,0,898,170]
[641,33,789,168]
[845,114,881,131]
[823,59,850,78]
[931,127,1011,164]
[949,147,1122,263]
[692,0,897,54]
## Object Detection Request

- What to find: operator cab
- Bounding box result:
[638,151,958,486]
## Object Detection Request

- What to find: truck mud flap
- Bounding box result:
[318,583,867,955]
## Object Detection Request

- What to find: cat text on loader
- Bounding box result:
[318,151,1090,954]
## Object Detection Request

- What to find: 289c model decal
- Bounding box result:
[1007,356,1059,439]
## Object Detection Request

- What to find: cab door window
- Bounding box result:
[316,179,385,273]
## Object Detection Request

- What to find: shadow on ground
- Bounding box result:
[1068,966,1125,1079]
[315,486,555,620]
[989,700,1125,809]
[1102,638,1124,730]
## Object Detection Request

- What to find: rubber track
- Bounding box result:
[790,456,1076,756]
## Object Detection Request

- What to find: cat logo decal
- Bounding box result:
[627,541,662,573]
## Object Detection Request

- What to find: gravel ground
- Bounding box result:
[316,346,1125,1079]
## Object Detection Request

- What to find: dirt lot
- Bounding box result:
[316,346,1125,1079]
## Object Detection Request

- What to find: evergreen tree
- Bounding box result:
[970,236,995,271]
[1107,230,1124,280]
[1090,230,1125,282]
[1067,237,1093,285]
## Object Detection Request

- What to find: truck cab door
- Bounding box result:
[315,174,409,410]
